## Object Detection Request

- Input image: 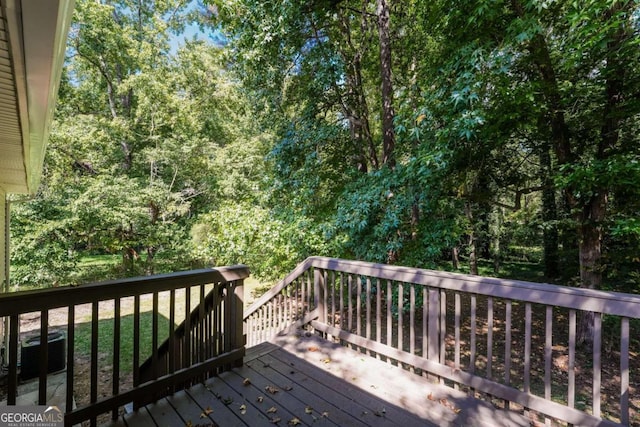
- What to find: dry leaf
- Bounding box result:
[288,418,302,425]
[427,393,435,401]
[453,408,462,414]
[308,346,319,352]
[200,406,213,418]
[270,417,281,424]
[243,378,252,386]
[239,404,247,415]
[321,411,329,418]
[185,422,193,427]
[267,406,278,414]
[304,406,313,414]
[322,358,331,364]
[265,385,279,394]
[257,396,264,403]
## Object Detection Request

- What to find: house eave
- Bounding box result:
[1,0,74,194]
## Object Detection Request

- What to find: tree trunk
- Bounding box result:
[376,0,395,168]
[539,145,559,279]
[452,246,460,270]
[465,202,479,275]
[337,6,378,172]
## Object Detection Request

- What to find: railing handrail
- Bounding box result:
[293,256,640,317]
[0,265,250,316]
[243,258,314,319]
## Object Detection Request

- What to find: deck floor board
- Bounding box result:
[104,334,529,427]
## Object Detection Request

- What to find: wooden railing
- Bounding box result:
[0,266,248,426]
[244,257,640,427]
[138,283,228,386]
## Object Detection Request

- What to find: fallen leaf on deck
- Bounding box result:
[322,358,331,364]
[308,346,319,352]
[265,385,280,394]
[321,411,329,418]
[257,396,264,403]
[185,422,193,427]
[373,408,386,417]
[243,378,252,386]
[270,417,281,424]
[288,418,302,425]
[453,408,462,414]
[304,406,313,414]
[239,404,247,415]
[427,393,435,401]
[200,406,213,418]
[267,406,278,414]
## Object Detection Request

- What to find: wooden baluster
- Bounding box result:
[470,295,477,376]
[357,276,362,337]
[184,287,191,369]
[39,309,49,404]
[427,289,440,382]
[487,297,493,381]
[66,307,75,413]
[504,300,512,408]
[423,287,428,365]
[339,274,344,331]
[366,277,372,342]
[91,302,99,426]
[620,317,630,426]
[409,285,415,373]
[307,269,312,313]
[301,276,306,320]
[168,289,175,373]
[199,285,205,363]
[524,303,532,395]
[331,271,336,329]
[112,298,121,420]
[568,310,576,411]
[440,290,446,381]
[386,280,392,350]
[397,283,403,352]
[348,275,353,333]
[323,270,329,327]
[593,313,602,418]
[152,292,159,379]
[376,278,382,346]
[454,293,461,389]
[545,306,553,427]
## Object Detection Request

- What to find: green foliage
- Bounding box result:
[190,204,328,281]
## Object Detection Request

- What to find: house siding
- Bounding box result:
[0,188,5,289]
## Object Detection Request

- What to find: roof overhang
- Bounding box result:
[0,0,74,194]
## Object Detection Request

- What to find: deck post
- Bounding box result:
[231,279,245,367]
[314,268,326,324]
[427,288,440,381]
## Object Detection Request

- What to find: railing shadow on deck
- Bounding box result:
[0,265,249,426]
[243,256,640,427]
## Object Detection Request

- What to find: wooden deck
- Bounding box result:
[104,334,530,427]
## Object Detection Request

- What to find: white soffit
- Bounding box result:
[0,0,74,194]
